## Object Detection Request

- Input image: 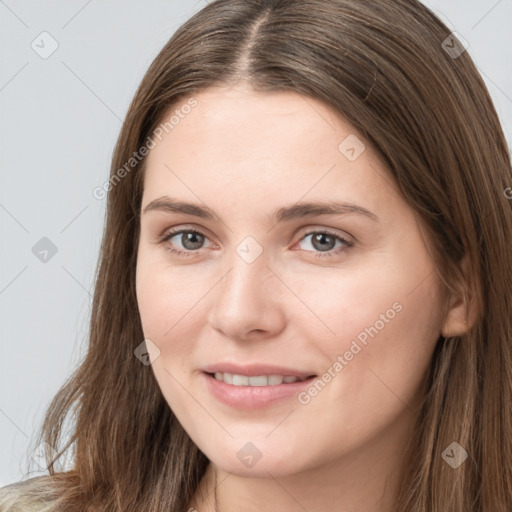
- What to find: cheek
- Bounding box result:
[290,255,443,392]
[135,246,177,321]
[286,268,442,454]
[135,255,214,359]
[135,259,202,413]
[288,258,438,344]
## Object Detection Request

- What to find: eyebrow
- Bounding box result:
[142,196,379,223]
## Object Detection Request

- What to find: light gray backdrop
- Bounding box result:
[1,0,511,486]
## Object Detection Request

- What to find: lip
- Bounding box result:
[202,362,315,380]
[201,364,317,409]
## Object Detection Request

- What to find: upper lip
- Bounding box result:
[203,362,316,379]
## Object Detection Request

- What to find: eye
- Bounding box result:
[158,227,354,259]
[295,230,353,258]
[159,228,213,257]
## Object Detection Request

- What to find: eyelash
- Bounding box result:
[158,227,354,259]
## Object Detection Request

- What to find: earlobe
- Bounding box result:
[440,255,478,338]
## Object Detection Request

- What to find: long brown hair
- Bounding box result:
[2,1,511,510]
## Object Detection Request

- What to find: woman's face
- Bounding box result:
[136,84,448,477]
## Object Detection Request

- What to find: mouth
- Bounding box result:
[202,371,318,409]
[206,371,316,386]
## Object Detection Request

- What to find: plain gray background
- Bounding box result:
[1,0,511,486]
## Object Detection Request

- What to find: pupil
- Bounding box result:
[183,232,203,250]
[313,233,334,251]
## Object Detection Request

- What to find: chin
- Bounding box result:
[199,437,313,478]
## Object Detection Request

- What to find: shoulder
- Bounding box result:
[0,476,57,512]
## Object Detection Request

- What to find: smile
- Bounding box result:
[211,372,311,386]
[203,371,317,409]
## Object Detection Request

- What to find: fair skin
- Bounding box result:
[135,83,471,512]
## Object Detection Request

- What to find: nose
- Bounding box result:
[207,247,287,342]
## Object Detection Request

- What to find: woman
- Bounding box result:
[1,0,511,510]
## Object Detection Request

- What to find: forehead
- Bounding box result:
[151,85,354,157]
[142,85,403,222]
[147,84,365,162]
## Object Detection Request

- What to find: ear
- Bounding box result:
[441,254,478,337]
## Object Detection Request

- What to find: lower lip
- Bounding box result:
[202,372,317,409]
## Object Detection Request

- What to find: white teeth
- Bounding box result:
[268,375,284,385]
[248,375,267,386]
[213,373,305,386]
[232,374,249,386]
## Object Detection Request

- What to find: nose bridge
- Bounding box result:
[219,238,269,307]
[208,236,283,339]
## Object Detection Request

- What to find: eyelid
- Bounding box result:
[158,223,354,245]
[293,225,355,245]
[157,223,215,242]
